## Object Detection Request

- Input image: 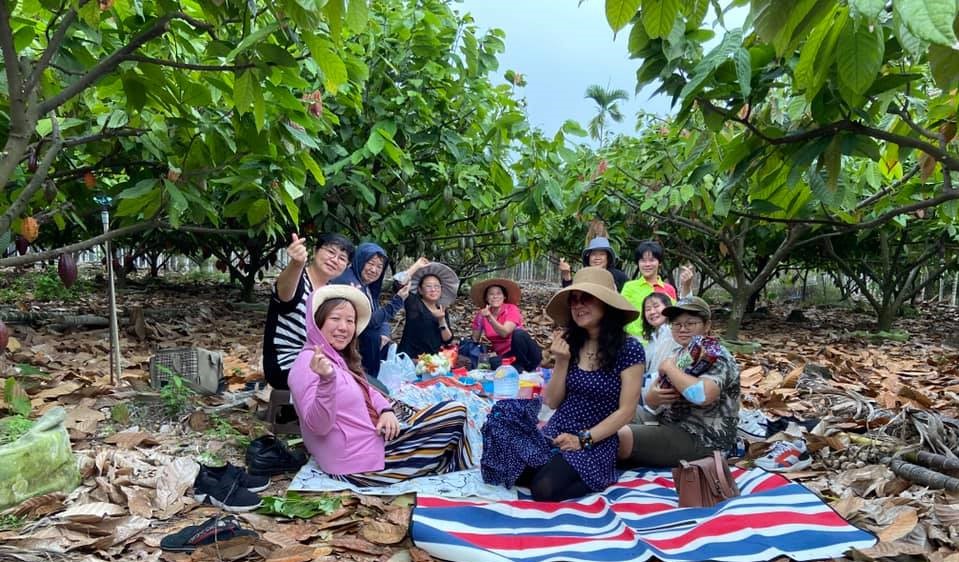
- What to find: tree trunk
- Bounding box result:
[877,305,896,332]
[724,290,749,340]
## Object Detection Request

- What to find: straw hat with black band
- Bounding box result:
[410,262,460,306]
[470,278,521,308]
[546,267,639,326]
[310,285,372,335]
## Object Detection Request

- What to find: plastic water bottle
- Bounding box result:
[492,361,520,399]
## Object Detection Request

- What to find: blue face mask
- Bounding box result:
[682,380,707,405]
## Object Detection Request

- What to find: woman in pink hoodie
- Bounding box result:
[288,285,472,485]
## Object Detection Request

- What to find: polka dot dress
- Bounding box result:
[542,338,645,491]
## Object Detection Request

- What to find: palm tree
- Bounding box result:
[584,84,629,145]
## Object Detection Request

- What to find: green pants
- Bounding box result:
[625,422,713,468]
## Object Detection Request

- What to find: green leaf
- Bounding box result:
[490,161,513,194]
[325,0,345,42]
[226,22,280,61]
[894,0,958,46]
[252,78,265,132]
[733,47,751,98]
[3,378,31,418]
[303,33,349,93]
[642,0,680,39]
[117,178,159,200]
[258,493,342,519]
[606,0,643,34]
[928,44,959,87]
[165,180,189,228]
[346,0,368,32]
[679,28,743,102]
[836,19,883,102]
[300,152,326,185]
[683,0,709,31]
[891,8,927,56]
[850,0,884,19]
[246,198,270,226]
[795,5,847,100]
[628,21,651,55]
[234,71,254,114]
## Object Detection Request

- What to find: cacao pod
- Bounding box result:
[27,148,38,173]
[15,236,28,255]
[20,217,39,242]
[58,253,78,288]
[216,259,228,273]
[0,320,8,352]
[83,171,96,189]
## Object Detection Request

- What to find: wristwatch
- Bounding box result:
[577,430,593,450]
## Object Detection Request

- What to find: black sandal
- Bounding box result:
[160,515,258,552]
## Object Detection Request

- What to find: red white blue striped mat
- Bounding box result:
[412,467,876,562]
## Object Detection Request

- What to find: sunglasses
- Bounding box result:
[568,292,597,306]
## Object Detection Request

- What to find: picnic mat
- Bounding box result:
[411,467,877,562]
[289,460,516,500]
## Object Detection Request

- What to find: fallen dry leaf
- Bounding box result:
[331,536,384,556]
[153,458,199,519]
[190,535,256,562]
[360,520,407,545]
[104,431,160,449]
[264,544,319,562]
[3,492,66,518]
[58,501,126,523]
[877,507,919,542]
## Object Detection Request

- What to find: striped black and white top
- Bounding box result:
[263,270,314,387]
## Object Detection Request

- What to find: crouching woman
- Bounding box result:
[289,285,472,486]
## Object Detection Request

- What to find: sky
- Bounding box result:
[452,0,746,140]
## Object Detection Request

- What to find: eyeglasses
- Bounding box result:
[568,292,597,306]
[670,320,704,331]
[421,284,442,291]
[319,245,349,264]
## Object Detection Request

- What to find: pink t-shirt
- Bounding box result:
[472,302,524,357]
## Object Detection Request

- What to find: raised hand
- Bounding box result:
[309,346,334,379]
[429,304,446,320]
[287,233,308,265]
[480,305,492,318]
[558,258,571,274]
[397,282,411,299]
[679,264,695,288]
[549,331,571,361]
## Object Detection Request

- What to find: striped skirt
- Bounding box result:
[331,400,473,487]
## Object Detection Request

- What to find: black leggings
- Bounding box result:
[506,330,543,373]
[517,454,592,502]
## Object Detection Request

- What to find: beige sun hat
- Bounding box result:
[309,285,372,334]
[546,267,639,326]
[470,278,521,308]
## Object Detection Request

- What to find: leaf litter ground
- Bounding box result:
[1,275,958,562]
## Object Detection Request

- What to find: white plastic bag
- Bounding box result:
[379,344,417,392]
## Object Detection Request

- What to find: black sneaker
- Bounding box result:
[193,471,262,512]
[199,463,270,493]
[246,435,307,476]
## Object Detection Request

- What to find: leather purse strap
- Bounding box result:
[711,450,737,498]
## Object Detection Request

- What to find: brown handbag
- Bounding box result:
[672,450,741,508]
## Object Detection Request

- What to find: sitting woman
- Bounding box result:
[617,296,741,467]
[469,278,542,372]
[482,268,644,501]
[397,263,459,358]
[289,285,472,486]
[637,292,676,411]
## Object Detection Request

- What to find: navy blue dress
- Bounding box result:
[542,338,645,490]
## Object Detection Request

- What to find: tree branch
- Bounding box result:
[0,116,62,236]
[0,220,162,268]
[24,9,78,96]
[697,99,959,171]
[61,127,147,148]
[38,12,215,114]
[855,163,921,210]
[126,53,308,71]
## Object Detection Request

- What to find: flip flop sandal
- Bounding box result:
[160,515,258,552]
